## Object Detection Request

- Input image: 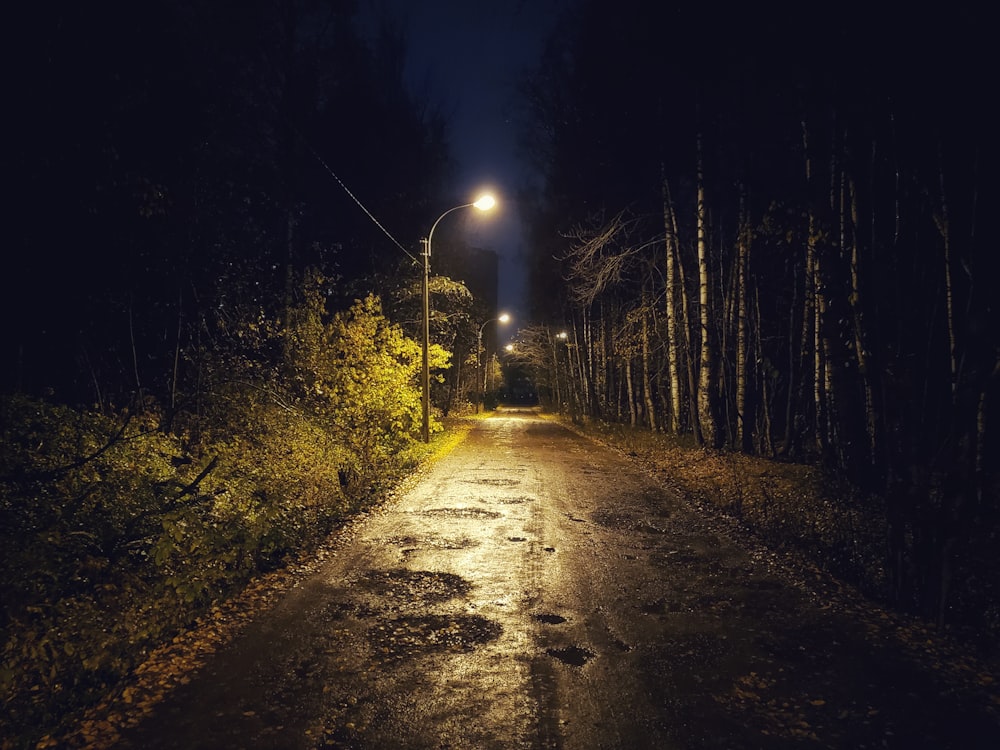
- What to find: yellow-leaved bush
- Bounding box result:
[0,277,444,745]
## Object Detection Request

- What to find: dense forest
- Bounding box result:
[1,1,496,744]
[2,0,999,745]
[511,0,998,631]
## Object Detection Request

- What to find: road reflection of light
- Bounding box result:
[490,405,541,423]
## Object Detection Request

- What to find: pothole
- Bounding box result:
[383,534,479,550]
[649,547,706,568]
[418,508,502,519]
[640,598,668,615]
[357,569,470,604]
[492,496,534,505]
[546,645,595,666]
[462,477,520,487]
[635,522,668,534]
[591,510,633,529]
[533,613,567,624]
[319,601,354,620]
[369,615,502,662]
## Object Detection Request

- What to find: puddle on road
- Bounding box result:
[532,613,567,624]
[418,508,502,519]
[383,534,479,551]
[649,545,712,569]
[635,522,668,534]
[462,477,521,487]
[357,569,471,604]
[592,509,671,534]
[488,495,534,505]
[640,598,669,615]
[546,645,595,666]
[369,614,502,662]
[591,510,633,529]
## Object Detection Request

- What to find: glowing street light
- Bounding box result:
[477,312,510,413]
[421,193,497,441]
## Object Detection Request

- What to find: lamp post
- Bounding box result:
[552,331,568,410]
[476,313,510,413]
[421,194,496,442]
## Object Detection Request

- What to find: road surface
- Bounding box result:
[116,407,999,748]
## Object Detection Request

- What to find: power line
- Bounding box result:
[289,122,419,264]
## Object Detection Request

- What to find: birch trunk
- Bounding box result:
[625,357,637,427]
[675,212,700,439]
[802,120,826,454]
[696,133,717,447]
[662,172,683,433]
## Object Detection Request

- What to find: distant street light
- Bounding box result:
[421,194,497,441]
[476,313,510,413]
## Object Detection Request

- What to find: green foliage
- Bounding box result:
[324,294,449,466]
[1,395,194,738]
[0,279,438,745]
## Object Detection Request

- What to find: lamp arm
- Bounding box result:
[425,202,473,257]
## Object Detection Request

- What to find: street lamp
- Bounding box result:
[552,331,568,410]
[421,193,497,441]
[476,313,510,413]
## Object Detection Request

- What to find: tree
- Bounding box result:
[695,134,717,447]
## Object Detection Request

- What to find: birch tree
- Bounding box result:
[696,134,717,446]
[662,173,684,434]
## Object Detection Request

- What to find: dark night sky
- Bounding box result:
[357,0,567,333]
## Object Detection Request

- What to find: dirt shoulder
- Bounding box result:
[553,414,1000,716]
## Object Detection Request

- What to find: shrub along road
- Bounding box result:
[82,408,1000,748]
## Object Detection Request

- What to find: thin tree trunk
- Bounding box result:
[662,173,683,433]
[574,317,591,418]
[625,356,637,427]
[802,120,826,454]
[599,308,611,419]
[129,298,141,392]
[721,242,737,448]
[736,187,751,452]
[696,133,716,447]
[755,285,774,455]
[934,151,958,403]
[675,222,700,440]
[782,257,800,456]
[977,354,1000,507]
[171,290,183,415]
[641,288,657,431]
[848,174,877,465]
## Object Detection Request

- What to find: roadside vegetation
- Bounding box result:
[558,416,1000,662]
[512,0,997,655]
[0,283,454,748]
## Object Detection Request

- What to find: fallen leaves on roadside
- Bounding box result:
[41,525,365,749]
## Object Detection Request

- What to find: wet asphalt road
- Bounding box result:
[118,408,1000,749]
